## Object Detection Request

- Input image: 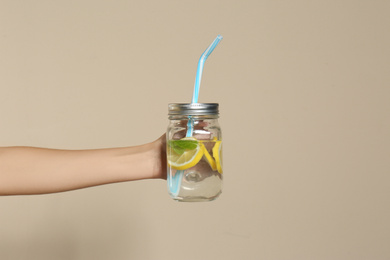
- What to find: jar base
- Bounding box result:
[170,192,221,202]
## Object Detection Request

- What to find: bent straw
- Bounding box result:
[186,35,223,137]
[192,35,223,104]
[168,35,223,197]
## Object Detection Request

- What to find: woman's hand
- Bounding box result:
[150,134,167,180]
[0,135,167,195]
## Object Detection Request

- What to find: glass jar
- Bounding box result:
[167,103,222,202]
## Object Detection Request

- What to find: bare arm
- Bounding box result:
[0,135,166,195]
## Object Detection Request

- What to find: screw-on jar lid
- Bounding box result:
[168,103,219,116]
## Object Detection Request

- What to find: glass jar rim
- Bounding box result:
[168,103,219,116]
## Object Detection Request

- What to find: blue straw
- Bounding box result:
[187,35,223,138]
[168,35,223,198]
[192,35,223,104]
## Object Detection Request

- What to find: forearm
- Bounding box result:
[0,138,165,195]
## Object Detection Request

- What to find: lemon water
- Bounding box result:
[168,140,222,202]
[167,103,222,202]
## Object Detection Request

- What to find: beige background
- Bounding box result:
[1,1,389,259]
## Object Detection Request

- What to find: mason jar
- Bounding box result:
[166,103,222,202]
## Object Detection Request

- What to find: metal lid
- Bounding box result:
[168,103,219,116]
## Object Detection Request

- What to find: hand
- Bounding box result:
[151,134,167,180]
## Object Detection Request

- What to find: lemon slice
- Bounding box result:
[201,143,217,171]
[212,140,222,174]
[167,137,204,170]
